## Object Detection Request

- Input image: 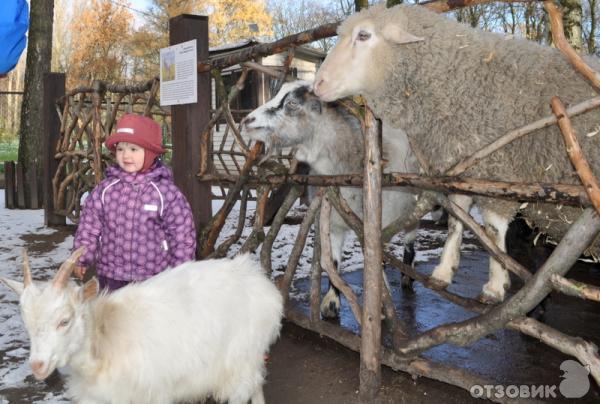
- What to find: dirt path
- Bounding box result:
[266,322,476,404]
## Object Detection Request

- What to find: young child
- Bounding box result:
[73,114,196,291]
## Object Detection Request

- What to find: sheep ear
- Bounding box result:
[381,24,424,44]
[0,277,25,296]
[81,277,99,302]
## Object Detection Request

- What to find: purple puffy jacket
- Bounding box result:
[74,162,196,281]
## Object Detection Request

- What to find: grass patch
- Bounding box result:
[0,133,19,174]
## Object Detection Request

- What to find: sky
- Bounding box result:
[128,0,151,12]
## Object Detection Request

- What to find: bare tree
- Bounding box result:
[584,0,599,54]
[17,0,54,208]
[268,0,340,52]
[355,0,369,11]
[560,0,584,51]
[333,0,357,16]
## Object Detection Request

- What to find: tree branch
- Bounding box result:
[551,96,600,216]
[545,1,600,90]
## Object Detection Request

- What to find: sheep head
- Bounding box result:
[314,4,423,102]
[0,247,99,380]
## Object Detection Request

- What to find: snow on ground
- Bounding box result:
[0,188,479,402]
[213,198,480,296]
[0,189,73,403]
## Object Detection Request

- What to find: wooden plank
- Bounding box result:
[29,161,39,209]
[359,109,383,401]
[16,163,25,208]
[170,15,212,256]
[4,161,15,209]
[43,73,66,225]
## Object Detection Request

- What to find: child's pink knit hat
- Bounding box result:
[105,114,166,171]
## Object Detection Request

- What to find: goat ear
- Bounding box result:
[381,24,424,45]
[53,247,86,290]
[0,277,25,296]
[81,277,99,302]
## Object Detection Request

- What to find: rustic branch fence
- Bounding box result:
[40,0,600,401]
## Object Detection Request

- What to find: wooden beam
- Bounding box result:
[43,73,66,226]
[169,14,212,256]
[4,162,15,209]
[359,108,383,401]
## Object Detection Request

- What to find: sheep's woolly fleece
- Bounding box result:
[331,3,600,255]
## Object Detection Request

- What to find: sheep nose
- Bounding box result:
[313,79,323,94]
[30,360,45,375]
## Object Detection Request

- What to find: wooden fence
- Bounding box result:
[3,161,39,209]
[187,1,600,402]
[37,0,600,401]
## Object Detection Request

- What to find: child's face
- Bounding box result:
[115,142,145,173]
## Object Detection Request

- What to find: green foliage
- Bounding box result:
[0,132,18,160]
[0,132,18,174]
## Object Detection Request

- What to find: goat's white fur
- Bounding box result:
[1,250,283,404]
[241,81,419,318]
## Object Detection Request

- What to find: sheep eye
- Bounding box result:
[286,99,299,109]
[357,30,371,41]
[57,318,70,329]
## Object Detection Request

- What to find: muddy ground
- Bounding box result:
[1,218,600,403]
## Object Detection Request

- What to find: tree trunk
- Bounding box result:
[588,0,597,54]
[386,0,404,8]
[559,0,584,51]
[17,0,54,208]
[355,0,369,12]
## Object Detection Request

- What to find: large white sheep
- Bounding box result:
[241,80,420,318]
[0,248,283,404]
[314,3,600,303]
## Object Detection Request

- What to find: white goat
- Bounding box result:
[241,81,420,318]
[0,248,283,404]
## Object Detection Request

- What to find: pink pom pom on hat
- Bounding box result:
[105,114,166,172]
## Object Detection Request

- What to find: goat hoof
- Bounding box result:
[477,292,502,305]
[427,278,448,291]
[400,275,415,291]
[320,302,340,319]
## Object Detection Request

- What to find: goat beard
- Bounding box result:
[258,134,284,166]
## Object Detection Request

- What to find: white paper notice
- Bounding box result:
[160,39,198,106]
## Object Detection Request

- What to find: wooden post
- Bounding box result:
[359,111,383,401]
[43,73,66,226]
[170,14,212,256]
[16,163,25,208]
[29,161,39,209]
[4,161,15,209]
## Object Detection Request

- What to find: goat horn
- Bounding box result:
[22,248,32,288]
[52,247,86,289]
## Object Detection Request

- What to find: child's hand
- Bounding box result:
[74,266,86,279]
